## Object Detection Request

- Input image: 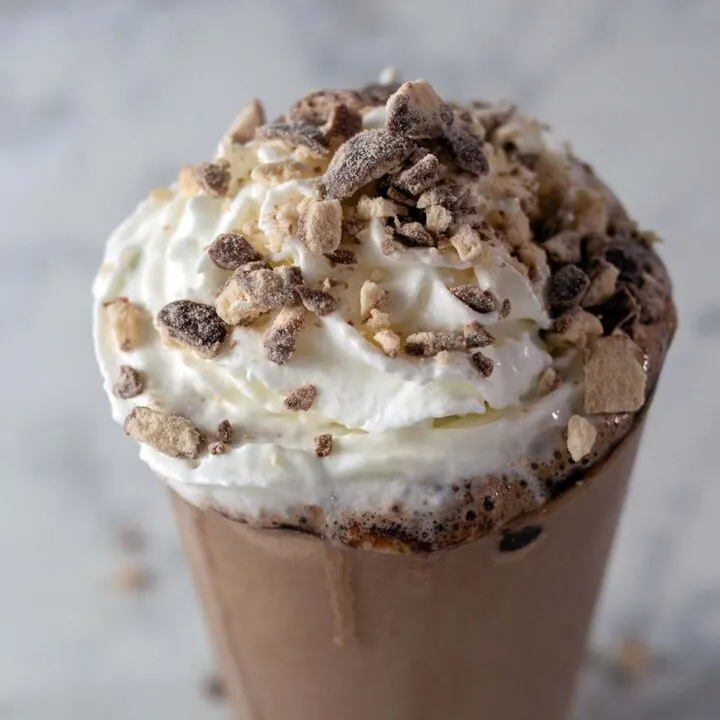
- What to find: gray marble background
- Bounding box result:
[1,0,718,718]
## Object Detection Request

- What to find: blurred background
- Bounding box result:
[1,0,718,718]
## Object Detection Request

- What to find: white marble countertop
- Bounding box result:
[1,1,719,718]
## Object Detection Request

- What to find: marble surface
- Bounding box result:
[1,0,719,717]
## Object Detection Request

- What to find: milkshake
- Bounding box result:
[93,77,675,719]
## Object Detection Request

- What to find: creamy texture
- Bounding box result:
[93,107,583,517]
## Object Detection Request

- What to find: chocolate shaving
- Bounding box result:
[113,365,144,399]
[284,384,317,412]
[287,89,364,125]
[124,407,204,459]
[450,285,499,314]
[324,247,357,265]
[394,153,442,195]
[582,259,620,307]
[297,199,343,255]
[217,419,233,443]
[322,103,363,141]
[297,286,338,316]
[226,98,265,144]
[500,298,512,319]
[584,335,646,414]
[470,351,495,377]
[386,80,449,139]
[547,265,590,313]
[105,298,146,352]
[263,307,307,365]
[314,433,333,458]
[321,129,417,200]
[445,126,489,175]
[395,220,435,247]
[256,123,329,156]
[463,322,494,348]
[208,232,261,270]
[405,330,465,357]
[234,263,302,309]
[194,160,232,197]
[157,300,228,358]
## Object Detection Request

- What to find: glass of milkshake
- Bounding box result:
[93,77,675,720]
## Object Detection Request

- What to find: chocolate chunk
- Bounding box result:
[470,351,495,377]
[405,330,465,357]
[208,232,261,270]
[284,384,317,411]
[157,300,228,358]
[124,407,204,459]
[256,123,329,156]
[544,307,603,350]
[287,89,364,125]
[225,99,265,144]
[105,298,146,352]
[394,153,442,195]
[217,419,233,443]
[234,263,301,309]
[324,248,357,265]
[445,126,489,175]
[297,199,343,255]
[584,335,646,414]
[321,129,417,200]
[500,298,512,319]
[386,80,449,139]
[263,307,307,365]
[194,160,232,197]
[582,259,620,307]
[374,329,401,358]
[322,103,363,141]
[314,433,333,457]
[499,526,542,553]
[463,322,494,348]
[547,265,590,313]
[113,365,144,399]
[450,285,500,314]
[297,286,337,316]
[395,220,435,247]
[567,415,597,462]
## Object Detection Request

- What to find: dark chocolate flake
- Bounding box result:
[256,123,329,156]
[321,129,417,200]
[208,232,261,270]
[395,220,435,247]
[324,247,357,265]
[157,300,228,358]
[217,419,233,443]
[450,285,500,314]
[547,265,590,313]
[263,308,306,365]
[284,384,317,412]
[463,322,494,348]
[195,160,232,197]
[113,365,144,399]
[445,126,489,175]
[470,351,495,378]
[386,80,448,139]
[314,433,333,457]
[297,286,338,316]
[322,103,363,141]
[394,153,442,195]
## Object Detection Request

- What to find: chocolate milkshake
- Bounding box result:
[93,76,675,719]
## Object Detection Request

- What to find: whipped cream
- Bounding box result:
[94,101,584,518]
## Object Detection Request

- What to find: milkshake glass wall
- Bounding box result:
[94,77,675,719]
